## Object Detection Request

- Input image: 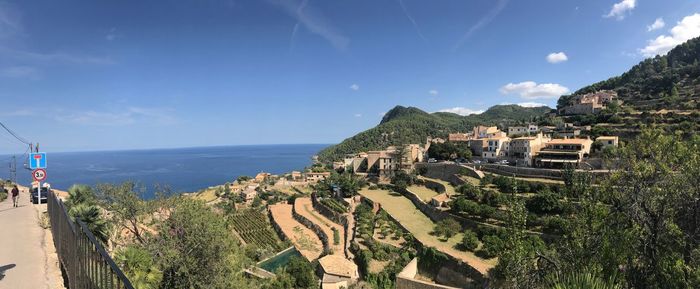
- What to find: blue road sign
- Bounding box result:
[29,152,47,169]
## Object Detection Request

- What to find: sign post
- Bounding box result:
[29,153,47,204]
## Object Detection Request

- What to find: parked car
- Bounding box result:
[427,158,437,163]
[30,187,50,204]
[498,160,510,165]
[473,160,482,164]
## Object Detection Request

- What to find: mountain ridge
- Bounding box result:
[317,104,551,162]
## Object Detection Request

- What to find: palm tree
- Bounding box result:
[69,203,110,243]
[65,184,95,209]
[114,246,162,289]
[548,271,621,289]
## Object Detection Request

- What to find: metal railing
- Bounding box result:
[47,191,135,289]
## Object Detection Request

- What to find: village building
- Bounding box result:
[240,184,259,202]
[535,138,593,168]
[430,193,451,208]
[254,172,270,183]
[482,136,510,160]
[596,136,619,149]
[509,133,551,166]
[560,90,617,115]
[290,171,304,181]
[317,255,359,289]
[472,125,500,138]
[507,124,539,136]
[448,133,470,142]
[305,171,331,182]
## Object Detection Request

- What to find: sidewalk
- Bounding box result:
[0,188,64,289]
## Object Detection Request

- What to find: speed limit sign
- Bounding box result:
[33,168,47,182]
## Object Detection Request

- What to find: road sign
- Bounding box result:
[29,152,46,169]
[32,168,47,182]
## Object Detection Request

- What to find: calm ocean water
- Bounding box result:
[1,144,328,198]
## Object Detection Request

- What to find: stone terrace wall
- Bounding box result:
[310,193,352,258]
[291,204,331,255]
[359,196,484,284]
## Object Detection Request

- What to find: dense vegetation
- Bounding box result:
[487,129,700,288]
[559,36,700,112]
[317,105,551,162]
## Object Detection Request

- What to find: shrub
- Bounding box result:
[482,190,503,207]
[480,235,505,258]
[526,192,563,214]
[461,230,479,251]
[543,216,568,235]
[457,183,482,201]
[333,228,340,245]
[434,218,461,239]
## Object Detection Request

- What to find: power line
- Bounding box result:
[0,120,31,145]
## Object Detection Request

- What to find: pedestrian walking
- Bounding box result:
[11,185,19,207]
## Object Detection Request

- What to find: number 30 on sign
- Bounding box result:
[33,169,47,182]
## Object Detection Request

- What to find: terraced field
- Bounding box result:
[230,209,282,250]
[359,188,497,274]
[269,203,323,261]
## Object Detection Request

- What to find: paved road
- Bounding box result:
[0,188,50,289]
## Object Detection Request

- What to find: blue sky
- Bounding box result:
[0,0,699,153]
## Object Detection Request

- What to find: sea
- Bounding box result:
[1,144,328,198]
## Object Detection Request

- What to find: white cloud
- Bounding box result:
[354,113,362,118]
[640,13,700,57]
[0,66,38,78]
[270,0,350,50]
[546,52,568,64]
[350,83,359,91]
[604,0,636,20]
[428,89,438,96]
[647,18,665,31]
[438,107,484,116]
[500,81,570,99]
[516,102,548,108]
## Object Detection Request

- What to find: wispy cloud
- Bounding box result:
[350,83,359,91]
[428,89,438,96]
[105,27,120,41]
[0,108,35,117]
[397,0,427,42]
[604,0,636,20]
[0,2,22,39]
[438,107,484,116]
[500,81,570,99]
[56,107,177,126]
[640,13,700,57]
[0,47,114,65]
[354,113,362,118]
[453,0,508,51]
[546,52,568,64]
[270,0,350,50]
[647,18,665,32]
[0,66,39,79]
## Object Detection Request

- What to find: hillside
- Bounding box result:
[317,105,551,162]
[555,36,700,137]
[559,36,700,111]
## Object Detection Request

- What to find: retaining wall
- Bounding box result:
[291,204,331,255]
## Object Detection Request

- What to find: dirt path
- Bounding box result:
[294,198,345,257]
[269,203,323,261]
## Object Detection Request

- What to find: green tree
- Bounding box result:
[433,218,461,239]
[96,182,152,244]
[114,246,162,289]
[461,230,479,251]
[153,198,249,289]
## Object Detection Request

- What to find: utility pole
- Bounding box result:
[10,156,16,184]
